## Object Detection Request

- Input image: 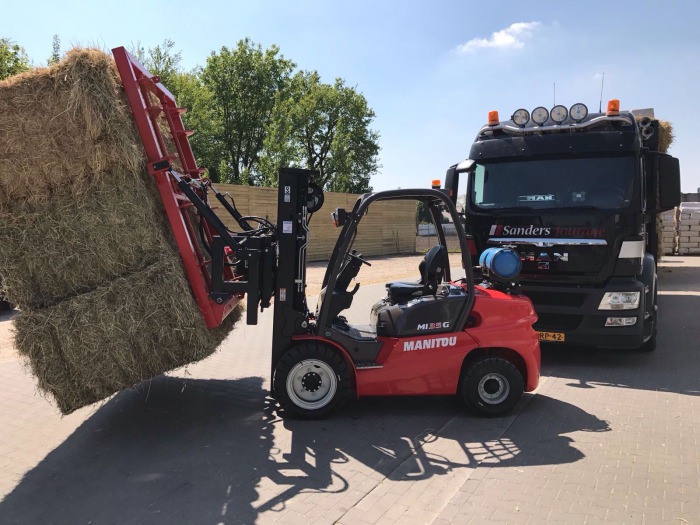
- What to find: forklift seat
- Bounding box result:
[386,245,447,304]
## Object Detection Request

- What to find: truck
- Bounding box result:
[111,47,541,419]
[442,100,681,352]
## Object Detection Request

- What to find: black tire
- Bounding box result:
[639,331,657,353]
[0,299,13,311]
[639,275,658,353]
[460,357,524,417]
[273,343,351,419]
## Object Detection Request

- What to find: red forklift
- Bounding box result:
[112,47,540,419]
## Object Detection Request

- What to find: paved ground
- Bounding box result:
[0,257,698,524]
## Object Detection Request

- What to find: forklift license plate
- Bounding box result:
[537,331,566,343]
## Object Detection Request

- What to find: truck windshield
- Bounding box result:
[471,156,635,211]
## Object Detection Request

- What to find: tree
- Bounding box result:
[48,34,61,65]
[131,39,182,89]
[0,38,30,80]
[261,71,380,193]
[201,39,295,184]
[168,70,223,181]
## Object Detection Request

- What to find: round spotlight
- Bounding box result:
[512,108,530,127]
[569,103,588,122]
[551,105,568,123]
[532,106,549,125]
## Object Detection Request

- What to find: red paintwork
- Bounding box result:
[111,47,239,329]
[293,285,540,398]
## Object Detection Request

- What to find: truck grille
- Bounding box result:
[525,291,586,308]
[534,313,583,331]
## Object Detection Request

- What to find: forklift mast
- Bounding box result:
[271,168,323,369]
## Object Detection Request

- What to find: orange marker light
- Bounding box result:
[606,99,620,116]
[432,179,441,189]
[488,110,500,125]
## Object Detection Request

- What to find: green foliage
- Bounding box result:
[260,71,379,193]
[131,39,182,89]
[0,38,30,80]
[168,70,222,181]
[416,201,433,225]
[201,39,295,184]
[48,35,61,65]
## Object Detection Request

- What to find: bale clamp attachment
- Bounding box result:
[111,47,272,328]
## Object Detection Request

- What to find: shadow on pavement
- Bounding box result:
[541,293,700,397]
[0,376,607,524]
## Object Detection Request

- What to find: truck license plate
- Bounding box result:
[537,331,565,342]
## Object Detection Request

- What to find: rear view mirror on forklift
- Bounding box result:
[332,208,347,227]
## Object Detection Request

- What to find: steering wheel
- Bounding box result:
[347,251,371,266]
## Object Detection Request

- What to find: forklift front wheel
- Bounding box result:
[273,343,350,419]
[461,357,524,417]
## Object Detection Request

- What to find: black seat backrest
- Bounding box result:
[419,244,447,293]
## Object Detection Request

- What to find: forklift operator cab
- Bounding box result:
[318,191,474,345]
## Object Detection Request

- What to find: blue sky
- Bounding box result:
[3,0,699,192]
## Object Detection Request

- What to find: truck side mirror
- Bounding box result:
[444,159,475,206]
[657,155,681,212]
[646,152,680,212]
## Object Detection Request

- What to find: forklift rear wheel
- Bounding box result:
[461,357,524,416]
[273,343,350,419]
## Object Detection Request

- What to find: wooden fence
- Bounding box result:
[212,184,417,261]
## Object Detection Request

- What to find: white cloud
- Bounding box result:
[457,22,541,53]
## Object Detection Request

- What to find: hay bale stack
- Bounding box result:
[657,120,674,156]
[0,49,240,414]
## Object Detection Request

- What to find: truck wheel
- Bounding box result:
[273,343,350,419]
[639,276,658,353]
[0,299,13,311]
[460,357,524,416]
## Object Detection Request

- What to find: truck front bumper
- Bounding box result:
[524,277,648,350]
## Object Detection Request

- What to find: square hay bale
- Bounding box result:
[0,172,172,308]
[14,255,242,414]
[0,49,143,207]
[1,49,242,413]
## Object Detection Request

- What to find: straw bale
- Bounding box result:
[657,120,674,154]
[0,170,172,308]
[1,48,242,414]
[0,48,143,208]
[14,254,242,414]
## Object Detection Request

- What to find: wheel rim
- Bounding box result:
[477,373,510,405]
[286,359,338,410]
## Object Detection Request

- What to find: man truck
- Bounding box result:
[442,100,680,351]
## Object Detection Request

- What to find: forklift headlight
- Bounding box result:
[598,292,640,310]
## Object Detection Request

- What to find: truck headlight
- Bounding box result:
[598,292,640,310]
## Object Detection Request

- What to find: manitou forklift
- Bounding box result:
[112,47,540,419]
